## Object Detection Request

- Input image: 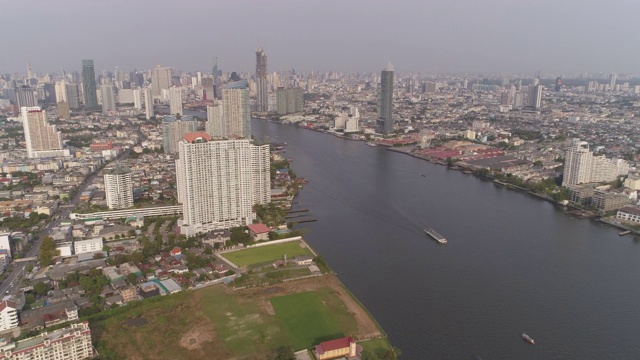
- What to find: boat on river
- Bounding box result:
[424,228,447,244]
[522,333,535,345]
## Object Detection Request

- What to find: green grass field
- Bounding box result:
[270,291,346,350]
[223,241,314,267]
[360,338,396,359]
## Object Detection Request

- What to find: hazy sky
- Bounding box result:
[3,0,640,75]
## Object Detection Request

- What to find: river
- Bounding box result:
[252,119,640,359]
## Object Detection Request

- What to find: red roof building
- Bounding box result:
[314,336,358,360]
[247,223,271,241]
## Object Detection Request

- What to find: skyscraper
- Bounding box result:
[255,48,268,112]
[528,84,543,109]
[206,103,224,137]
[143,87,154,120]
[555,77,562,92]
[81,60,98,109]
[169,87,183,116]
[100,84,116,114]
[222,80,251,138]
[15,86,38,108]
[378,63,394,134]
[54,81,67,103]
[276,87,304,115]
[175,132,270,236]
[609,73,617,90]
[21,107,63,158]
[133,88,142,109]
[151,66,172,98]
[103,164,134,209]
[66,83,80,109]
[162,116,198,154]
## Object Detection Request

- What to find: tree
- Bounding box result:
[39,237,59,267]
[126,273,138,285]
[273,346,295,360]
[33,281,49,296]
[533,160,544,167]
[93,252,105,259]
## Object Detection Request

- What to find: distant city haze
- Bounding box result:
[3,0,640,74]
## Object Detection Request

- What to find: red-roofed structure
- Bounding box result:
[182,132,211,143]
[247,223,271,241]
[314,336,358,359]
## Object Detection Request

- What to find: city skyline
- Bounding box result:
[2,0,640,74]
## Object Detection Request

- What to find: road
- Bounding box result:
[0,118,146,296]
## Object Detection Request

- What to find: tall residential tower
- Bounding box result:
[176,133,270,236]
[255,48,268,112]
[378,63,394,134]
[81,60,98,109]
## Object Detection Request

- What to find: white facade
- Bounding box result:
[103,164,134,209]
[117,88,134,104]
[222,87,251,138]
[206,104,224,138]
[563,139,629,187]
[54,81,67,103]
[0,233,10,258]
[133,88,142,109]
[74,237,103,255]
[100,85,116,114]
[176,134,270,236]
[56,242,73,257]
[151,66,172,98]
[0,321,92,360]
[21,107,63,158]
[169,87,183,116]
[0,300,18,332]
[143,87,154,120]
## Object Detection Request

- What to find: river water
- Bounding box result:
[252,119,640,359]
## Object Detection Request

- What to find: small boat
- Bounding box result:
[522,333,535,345]
[424,228,447,244]
[421,174,426,177]
[619,230,632,236]
[367,142,378,147]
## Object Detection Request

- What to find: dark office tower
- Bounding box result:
[81,60,98,109]
[230,72,241,82]
[255,48,268,112]
[555,77,562,92]
[378,63,394,134]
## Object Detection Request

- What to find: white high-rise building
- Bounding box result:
[0,300,18,331]
[151,66,172,97]
[54,81,67,103]
[222,81,251,138]
[0,322,93,359]
[176,133,270,236]
[143,87,154,120]
[206,103,224,137]
[169,87,183,116]
[133,88,142,109]
[103,164,134,209]
[21,107,64,158]
[162,116,198,154]
[609,73,617,90]
[100,84,116,114]
[563,139,629,186]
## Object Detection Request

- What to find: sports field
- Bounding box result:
[222,240,314,267]
[270,291,346,350]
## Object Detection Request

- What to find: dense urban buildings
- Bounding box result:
[378,63,394,134]
[103,163,134,209]
[81,60,98,109]
[255,48,268,112]
[162,115,198,154]
[21,107,64,158]
[276,87,304,115]
[176,133,270,236]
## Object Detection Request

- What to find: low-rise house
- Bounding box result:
[294,255,314,266]
[120,286,138,303]
[247,223,271,241]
